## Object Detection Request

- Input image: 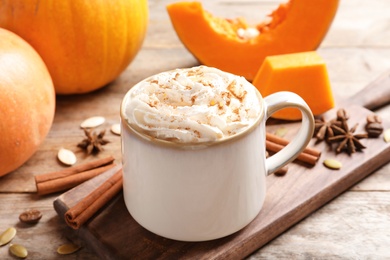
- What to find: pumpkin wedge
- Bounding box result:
[167,0,339,80]
[252,51,334,120]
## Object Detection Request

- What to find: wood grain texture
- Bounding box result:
[52,105,390,259]
[249,191,390,259]
[3,33,390,193]
[0,0,390,259]
[0,193,98,259]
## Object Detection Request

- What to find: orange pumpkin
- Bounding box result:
[252,51,334,120]
[167,0,339,80]
[0,0,149,94]
[0,28,55,177]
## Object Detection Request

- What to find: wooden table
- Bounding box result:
[1,0,390,259]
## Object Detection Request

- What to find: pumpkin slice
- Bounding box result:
[253,51,334,120]
[167,0,339,80]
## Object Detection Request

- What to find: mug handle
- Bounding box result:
[264,91,315,175]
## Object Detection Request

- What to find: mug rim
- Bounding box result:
[120,72,265,149]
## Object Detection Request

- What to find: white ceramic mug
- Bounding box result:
[120,68,314,242]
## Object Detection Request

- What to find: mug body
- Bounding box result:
[120,66,315,241]
[121,111,267,241]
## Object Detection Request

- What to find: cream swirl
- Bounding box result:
[123,66,262,143]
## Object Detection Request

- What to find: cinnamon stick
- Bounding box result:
[35,156,116,195]
[266,140,319,166]
[266,132,321,157]
[36,164,116,195]
[35,156,115,183]
[65,168,123,230]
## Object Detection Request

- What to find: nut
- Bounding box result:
[365,122,383,137]
[323,159,342,170]
[80,116,105,129]
[366,114,382,124]
[19,209,42,224]
[57,243,81,255]
[9,244,28,258]
[57,148,77,166]
[274,127,288,138]
[274,166,288,176]
[0,227,16,246]
[110,123,121,135]
[366,114,383,137]
[384,129,390,143]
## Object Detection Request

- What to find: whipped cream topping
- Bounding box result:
[123,66,262,143]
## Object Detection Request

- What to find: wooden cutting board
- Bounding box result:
[53,72,390,259]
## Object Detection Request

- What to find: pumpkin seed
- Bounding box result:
[110,123,121,135]
[236,27,259,40]
[384,129,390,143]
[0,227,16,246]
[19,209,42,224]
[57,243,81,255]
[274,127,288,138]
[9,244,28,258]
[80,116,105,128]
[58,148,77,166]
[323,158,342,170]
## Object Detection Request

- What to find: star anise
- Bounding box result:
[336,108,350,131]
[77,129,109,154]
[314,116,341,143]
[328,123,368,154]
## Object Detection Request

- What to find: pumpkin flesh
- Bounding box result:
[167,0,339,80]
[252,51,335,120]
